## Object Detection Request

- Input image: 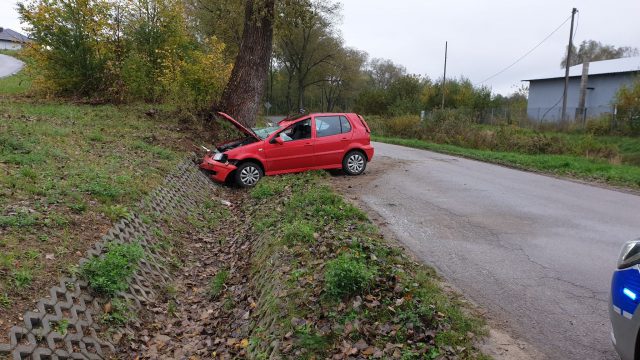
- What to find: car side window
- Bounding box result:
[340,116,352,133]
[316,116,342,138]
[280,119,311,142]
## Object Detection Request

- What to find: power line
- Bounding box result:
[478,15,572,84]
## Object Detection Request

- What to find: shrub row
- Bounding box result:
[366,110,620,162]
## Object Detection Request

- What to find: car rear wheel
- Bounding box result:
[343,150,367,176]
[235,162,263,187]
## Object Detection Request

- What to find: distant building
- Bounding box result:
[0,27,30,50]
[524,57,640,122]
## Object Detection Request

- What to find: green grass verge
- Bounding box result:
[246,172,487,359]
[373,135,640,188]
[0,71,31,95]
[0,73,197,324]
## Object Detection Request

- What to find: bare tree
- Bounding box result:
[275,0,340,111]
[367,58,406,89]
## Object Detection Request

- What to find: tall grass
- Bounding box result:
[365,111,640,166]
[374,136,640,188]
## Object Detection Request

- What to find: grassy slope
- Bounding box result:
[373,135,640,188]
[246,173,488,359]
[0,74,196,328]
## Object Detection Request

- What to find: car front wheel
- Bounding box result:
[235,162,263,187]
[343,151,367,176]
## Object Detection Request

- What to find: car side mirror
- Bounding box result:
[271,136,284,145]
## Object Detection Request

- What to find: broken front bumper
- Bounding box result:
[199,156,237,183]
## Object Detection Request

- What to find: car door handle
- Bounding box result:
[304,143,313,146]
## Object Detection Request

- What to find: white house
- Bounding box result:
[524,57,640,122]
[0,28,30,50]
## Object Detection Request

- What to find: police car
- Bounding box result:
[611,239,640,360]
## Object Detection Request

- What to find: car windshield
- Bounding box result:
[252,126,280,140]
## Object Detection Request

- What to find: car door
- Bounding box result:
[264,118,315,173]
[313,115,354,168]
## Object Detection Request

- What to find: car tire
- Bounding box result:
[235,162,263,188]
[343,150,367,176]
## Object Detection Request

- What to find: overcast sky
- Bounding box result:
[340,0,640,95]
[2,0,639,95]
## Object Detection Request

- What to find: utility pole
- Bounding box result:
[561,7,578,123]
[441,41,448,109]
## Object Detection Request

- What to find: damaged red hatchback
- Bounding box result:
[200,112,374,187]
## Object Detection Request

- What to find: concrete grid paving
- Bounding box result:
[0,158,218,360]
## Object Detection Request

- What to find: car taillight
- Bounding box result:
[357,115,371,133]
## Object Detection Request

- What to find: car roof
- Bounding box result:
[278,113,358,126]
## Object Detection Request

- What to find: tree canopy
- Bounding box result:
[561,40,639,68]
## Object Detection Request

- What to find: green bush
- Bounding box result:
[616,77,640,136]
[18,0,230,108]
[586,115,613,136]
[385,115,421,138]
[81,242,144,297]
[324,253,376,299]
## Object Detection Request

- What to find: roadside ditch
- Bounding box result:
[120,171,489,359]
[1,161,490,360]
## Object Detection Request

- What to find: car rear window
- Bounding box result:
[340,116,352,133]
[316,115,352,138]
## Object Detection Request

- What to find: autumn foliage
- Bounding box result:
[17,0,231,110]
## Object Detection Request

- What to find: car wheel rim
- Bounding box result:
[347,154,364,173]
[240,166,260,185]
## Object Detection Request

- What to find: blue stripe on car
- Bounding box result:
[612,266,640,318]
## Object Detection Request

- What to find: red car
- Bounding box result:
[200,112,374,187]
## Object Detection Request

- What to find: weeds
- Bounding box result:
[0,293,10,308]
[324,253,377,299]
[87,132,106,142]
[80,242,144,297]
[167,300,177,317]
[83,179,125,203]
[251,179,283,199]
[208,269,229,300]
[13,269,33,288]
[101,298,132,326]
[281,221,314,245]
[68,201,87,213]
[52,319,69,335]
[103,205,130,221]
[0,212,39,228]
[132,140,175,160]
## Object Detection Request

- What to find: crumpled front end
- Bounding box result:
[199,154,237,183]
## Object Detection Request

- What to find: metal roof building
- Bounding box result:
[524,57,640,122]
[0,28,30,50]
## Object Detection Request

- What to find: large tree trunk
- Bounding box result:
[216,0,275,127]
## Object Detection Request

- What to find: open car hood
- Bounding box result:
[217,112,260,141]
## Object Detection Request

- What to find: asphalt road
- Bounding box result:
[355,142,640,359]
[0,54,24,78]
